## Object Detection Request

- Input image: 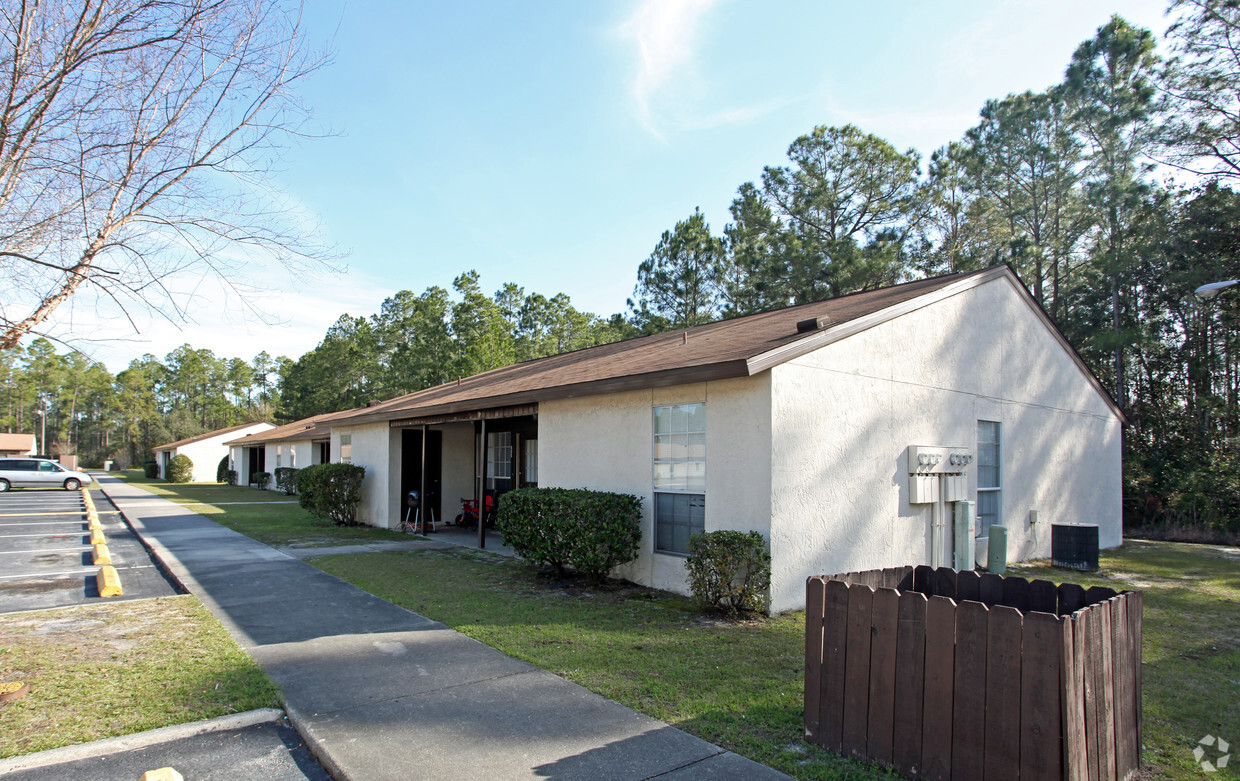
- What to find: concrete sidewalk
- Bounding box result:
[97,476,789,780]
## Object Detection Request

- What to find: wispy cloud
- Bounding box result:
[618,0,719,136]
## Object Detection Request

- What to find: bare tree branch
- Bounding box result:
[0,0,333,351]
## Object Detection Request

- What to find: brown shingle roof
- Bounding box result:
[338,267,1035,427]
[223,410,355,447]
[154,421,273,451]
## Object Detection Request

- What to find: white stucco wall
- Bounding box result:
[766,275,1123,612]
[539,377,772,597]
[163,423,273,482]
[332,422,398,527]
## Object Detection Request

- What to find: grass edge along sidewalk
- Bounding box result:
[0,595,281,759]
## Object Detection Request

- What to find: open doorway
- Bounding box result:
[400,428,443,527]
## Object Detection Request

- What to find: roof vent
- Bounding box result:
[796,315,831,334]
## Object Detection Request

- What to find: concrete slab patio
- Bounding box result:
[96,475,790,781]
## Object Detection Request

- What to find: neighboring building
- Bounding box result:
[153,422,275,482]
[224,412,348,488]
[0,433,37,457]
[326,267,1124,612]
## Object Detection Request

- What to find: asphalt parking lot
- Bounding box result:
[0,483,179,614]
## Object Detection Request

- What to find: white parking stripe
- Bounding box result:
[0,548,86,555]
[0,564,153,579]
[0,532,90,538]
[0,521,87,527]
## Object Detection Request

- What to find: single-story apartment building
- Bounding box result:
[154,421,275,482]
[0,433,37,457]
[326,266,1124,612]
[224,411,348,488]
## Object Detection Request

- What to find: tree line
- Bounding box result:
[7,2,1240,532]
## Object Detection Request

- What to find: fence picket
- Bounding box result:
[1130,592,1143,764]
[867,587,900,765]
[1082,607,1101,781]
[893,590,928,777]
[1030,579,1058,614]
[1058,582,1086,616]
[1063,613,1089,781]
[1003,575,1031,613]
[984,605,1023,780]
[1021,612,1064,780]
[915,564,936,596]
[957,569,981,603]
[980,572,1004,606]
[842,585,875,759]
[804,576,826,741]
[820,579,850,753]
[1110,597,1136,778]
[935,567,958,601]
[952,600,989,780]
[922,596,957,781]
[1098,602,1118,781]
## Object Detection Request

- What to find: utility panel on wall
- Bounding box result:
[907,445,974,505]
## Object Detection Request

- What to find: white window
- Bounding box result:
[276,445,283,468]
[340,434,352,464]
[523,438,538,484]
[977,421,1001,536]
[653,403,706,555]
[486,431,513,491]
[290,447,296,468]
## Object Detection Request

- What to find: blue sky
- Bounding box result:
[83,0,1172,371]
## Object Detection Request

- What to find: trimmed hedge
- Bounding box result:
[274,467,299,495]
[253,471,272,490]
[685,530,771,614]
[497,487,641,582]
[143,460,159,479]
[167,454,194,483]
[295,463,366,526]
[222,469,238,486]
[216,455,229,483]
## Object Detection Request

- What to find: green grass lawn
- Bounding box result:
[0,596,280,758]
[312,540,1240,781]
[114,470,413,548]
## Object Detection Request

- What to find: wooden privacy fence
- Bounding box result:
[804,566,1142,781]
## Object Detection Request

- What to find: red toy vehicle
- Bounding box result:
[454,494,496,529]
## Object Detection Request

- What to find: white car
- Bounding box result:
[0,458,94,491]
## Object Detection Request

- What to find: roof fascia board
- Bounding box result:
[339,360,751,428]
[745,267,1010,376]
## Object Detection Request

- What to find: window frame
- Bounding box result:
[976,420,1001,537]
[652,402,706,556]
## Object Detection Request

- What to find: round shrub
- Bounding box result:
[253,471,272,490]
[295,463,365,525]
[216,455,230,483]
[686,530,771,614]
[497,487,641,582]
[143,460,159,479]
[167,454,194,483]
